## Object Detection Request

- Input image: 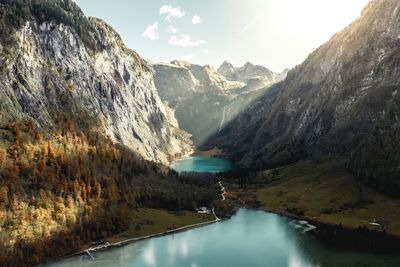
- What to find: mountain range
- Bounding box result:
[154,60,287,145]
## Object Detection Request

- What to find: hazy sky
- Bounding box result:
[76,0,370,72]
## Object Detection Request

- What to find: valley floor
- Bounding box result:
[256,160,400,236]
[224,159,400,237]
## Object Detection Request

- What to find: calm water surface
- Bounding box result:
[47,209,400,267]
[170,156,233,173]
[47,158,400,267]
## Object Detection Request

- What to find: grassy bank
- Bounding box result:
[191,147,223,157]
[255,159,400,236]
[107,208,214,243]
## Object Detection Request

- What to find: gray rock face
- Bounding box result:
[217,61,236,78]
[154,60,286,145]
[210,0,400,196]
[0,14,192,164]
[218,61,287,84]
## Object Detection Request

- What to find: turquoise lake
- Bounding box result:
[170,156,233,173]
[47,209,400,267]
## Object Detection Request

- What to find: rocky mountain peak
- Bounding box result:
[217,60,236,76]
[240,61,268,73]
[222,60,234,66]
[170,60,192,68]
[216,59,286,83]
[243,61,255,68]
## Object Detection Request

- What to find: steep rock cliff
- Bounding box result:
[0,0,192,164]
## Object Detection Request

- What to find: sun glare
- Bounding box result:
[237,0,371,71]
[278,0,370,41]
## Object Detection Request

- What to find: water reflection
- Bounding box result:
[143,244,156,267]
[48,209,400,267]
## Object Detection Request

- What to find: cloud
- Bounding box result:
[167,25,178,34]
[192,15,202,24]
[142,22,159,40]
[203,48,210,54]
[169,34,205,47]
[160,5,185,21]
[181,54,195,61]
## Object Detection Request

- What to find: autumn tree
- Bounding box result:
[0,185,9,205]
[0,149,6,167]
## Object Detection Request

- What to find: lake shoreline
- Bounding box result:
[46,156,400,266]
[220,159,400,253]
[45,215,221,266]
[248,205,400,253]
[84,218,220,256]
[213,180,400,253]
[103,205,400,255]
[216,199,400,253]
[46,205,400,266]
[191,147,224,157]
[170,155,233,173]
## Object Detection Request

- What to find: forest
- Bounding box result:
[0,118,217,266]
[0,0,98,55]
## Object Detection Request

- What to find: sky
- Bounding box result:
[75,0,370,73]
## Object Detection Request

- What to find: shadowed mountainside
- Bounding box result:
[207,0,400,197]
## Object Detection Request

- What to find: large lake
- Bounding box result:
[170,156,233,173]
[47,157,400,267]
[48,209,400,267]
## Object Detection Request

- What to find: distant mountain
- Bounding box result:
[154,60,287,145]
[217,61,236,78]
[209,0,400,196]
[218,61,287,83]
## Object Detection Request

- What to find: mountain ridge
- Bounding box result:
[208,0,400,196]
[217,60,287,83]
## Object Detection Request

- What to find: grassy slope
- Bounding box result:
[107,208,214,243]
[256,160,400,236]
[192,147,224,157]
